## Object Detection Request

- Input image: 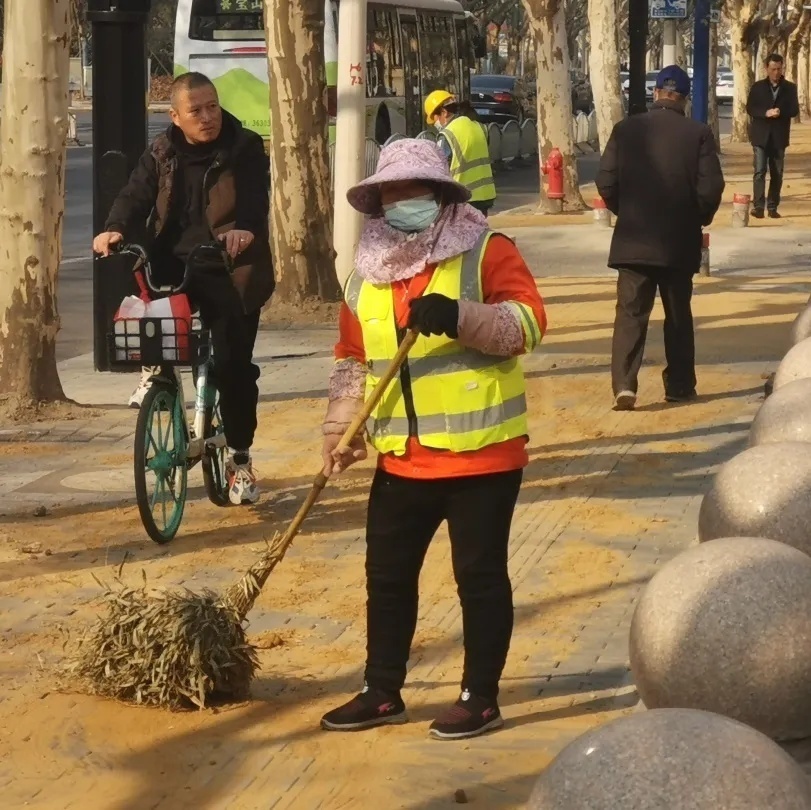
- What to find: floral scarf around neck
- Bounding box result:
[353,203,489,285]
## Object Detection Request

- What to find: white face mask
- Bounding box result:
[433,119,443,130]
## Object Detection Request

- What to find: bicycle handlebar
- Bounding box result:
[110,240,233,295]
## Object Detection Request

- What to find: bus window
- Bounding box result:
[455,18,471,98]
[399,15,422,135]
[367,8,403,99]
[417,12,459,97]
[189,0,264,41]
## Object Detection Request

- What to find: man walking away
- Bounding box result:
[596,65,725,410]
[424,89,497,217]
[746,53,799,219]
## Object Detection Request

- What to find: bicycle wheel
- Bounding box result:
[202,391,230,507]
[134,382,189,544]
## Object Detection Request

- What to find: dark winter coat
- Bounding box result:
[595,100,725,274]
[105,110,274,313]
[746,77,800,150]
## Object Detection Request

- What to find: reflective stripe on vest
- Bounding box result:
[442,117,497,203]
[343,231,528,455]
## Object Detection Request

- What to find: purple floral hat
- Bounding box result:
[347,138,471,215]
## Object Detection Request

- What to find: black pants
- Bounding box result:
[364,468,522,700]
[753,144,785,212]
[611,267,696,397]
[189,272,261,452]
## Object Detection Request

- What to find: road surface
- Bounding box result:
[58,108,733,362]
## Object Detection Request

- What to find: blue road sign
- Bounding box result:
[649,0,688,18]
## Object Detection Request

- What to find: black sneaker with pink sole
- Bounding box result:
[429,690,504,740]
[320,684,407,731]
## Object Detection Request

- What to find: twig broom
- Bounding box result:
[72,330,419,709]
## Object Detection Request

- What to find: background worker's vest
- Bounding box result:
[442,116,497,204]
[344,232,529,456]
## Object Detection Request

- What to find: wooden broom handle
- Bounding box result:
[277,329,419,545]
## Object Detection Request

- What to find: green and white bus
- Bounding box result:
[173,0,483,144]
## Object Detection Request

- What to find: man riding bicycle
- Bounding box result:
[93,71,272,505]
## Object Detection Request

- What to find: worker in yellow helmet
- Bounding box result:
[424,89,497,218]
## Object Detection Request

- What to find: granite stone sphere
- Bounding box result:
[527,708,811,810]
[790,305,811,346]
[775,336,811,390]
[629,537,811,740]
[749,378,811,446]
[698,442,811,555]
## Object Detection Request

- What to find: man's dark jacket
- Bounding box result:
[105,110,274,312]
[746,77,800,150]
[595,101,725,273]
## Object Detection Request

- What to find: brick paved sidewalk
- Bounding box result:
[1,264,807,808]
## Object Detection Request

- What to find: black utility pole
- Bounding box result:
[628,0,649,115]
[87,0,152,371]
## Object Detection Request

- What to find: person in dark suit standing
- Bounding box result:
[595,65,725,410]
[746,53,799,219]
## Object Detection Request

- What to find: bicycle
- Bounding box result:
[107,242,234,544]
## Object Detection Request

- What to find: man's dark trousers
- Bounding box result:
[753,143,785,213]
[611,266,696,398]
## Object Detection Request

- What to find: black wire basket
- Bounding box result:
[107,316,206,369]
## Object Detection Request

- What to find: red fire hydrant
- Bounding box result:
[541,147,565,200]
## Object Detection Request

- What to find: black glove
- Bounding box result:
[408,293,459,339]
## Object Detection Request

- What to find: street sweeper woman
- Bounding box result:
[319,138,546,740]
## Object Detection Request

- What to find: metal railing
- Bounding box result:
[327,111,599,191]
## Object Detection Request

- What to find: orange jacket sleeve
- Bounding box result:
[480,234,547,341]
[334,301,367,364]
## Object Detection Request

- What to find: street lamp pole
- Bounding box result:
[692,0,711,123]
[333,0,368,289]
[86,0,151,372]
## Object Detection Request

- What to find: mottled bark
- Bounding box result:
[729,15,755,142]
[264,0,340,304]
[787,10,811,122]
[587,0,625,151]
[522,0,586,212]
[799,33,811,117]
[0,0,70,410]
[675,26,687,66]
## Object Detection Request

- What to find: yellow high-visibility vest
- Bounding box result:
[441,116,497,204]
[343,231,541,455]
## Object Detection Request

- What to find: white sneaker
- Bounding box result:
[226,457,260,505]
[128,367,159,408]
[614,390,637,411]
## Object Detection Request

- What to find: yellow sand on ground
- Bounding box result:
[0,272,805,808]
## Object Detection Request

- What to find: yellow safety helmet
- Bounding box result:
[424,89,455,125]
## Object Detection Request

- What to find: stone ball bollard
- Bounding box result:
[527,708,811,809]
[698,442,811,555]
[749,378,811,446]
[629,537,811,740]
[790,305,811,347]
[775,336,811,390]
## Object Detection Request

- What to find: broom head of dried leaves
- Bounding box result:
[72,582,259,710]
